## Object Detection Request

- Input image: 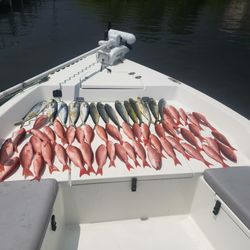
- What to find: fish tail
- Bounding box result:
[143,139,149,145]
[62,138,67,145]
[204,160,213,168]
[222,162,229,168]
[23,168,34,178]
[119,140,124,145]
[88,166,96,175]
[126,162,134,171]
[96,167,103,176]
[134,159,140,167]
[49,165,60,174]
[109,160,116,168]
[63,165,71,172]
[80,167,89,177]
[0,164,4,172]
[184,153,191,160]
[31,176,41,181]
[143,160,151,168]
[174,157,182,166]
[199,136,206,142]
[161,153,167,159]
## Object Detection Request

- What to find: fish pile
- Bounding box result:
[0,97,237,182]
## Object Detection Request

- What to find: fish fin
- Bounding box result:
[63,165,71,172]
[0,164,4,172]
[62,139,67,145]
[80,167,89,177]
[184,153,191,160]
[222,162,229,168]
[199,136,206,143]
[143,160,151,168]
[109,160,116,168]
[204,161,213,168]
[23,168,34,178]
[88,166,96,175]
[14,121,23,126]
[134,160,140,167]
[31,176,41,181]
[96,168,103,176]
[49,165,60,174]
[126,162,134,171]
[174,157,182,166]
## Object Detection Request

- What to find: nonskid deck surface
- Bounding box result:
[58,215,214,250]
[1,98,248,183]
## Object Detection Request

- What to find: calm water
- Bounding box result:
[0,0,250,118]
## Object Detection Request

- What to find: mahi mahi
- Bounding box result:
[124,100,138,124]
[115,100,130,125]
[57,101,68,126]
[158,98,167,121]
[69,101,80,126]
[105,104,121,129]
[137,97,152,124]
[15,100,47,127]
[97,102,109,123]
[129,98,143,124]
[148,98,159,123]
[45,99,58,124]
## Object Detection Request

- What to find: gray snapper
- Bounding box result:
[158,98,167,121]
[90,102,100,127]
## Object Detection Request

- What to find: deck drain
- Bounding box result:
[135,75,142,79]
[140,217,148,221]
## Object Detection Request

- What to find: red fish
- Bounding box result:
[30,136,42,154]
[31,115,48,131]
[54,119,67,145]
[145,144,162,170]
[0,157,20,182]
[32,153,45,181]
[66,145,88,176]
[166,136,190,160]
[96,125,108,143]
[132,141,150,167]
[122,122,135,141]
[162,120,180,140]
[212,130,235,150]
[187,114,203,130]
[155,123,165,138]
[205,137,221,156]
[193,112,216,131]
[80,142,95,174]
[12,128,26,152]
[66,126,76,145]
[106,123,123,144]
[163,113,178,128]
[149,134,164,157]
[160,137,181,166]
[82,124,95,144]
[41,141,59,174]
[55,144,70,171]
[167,105,180,124]
[43,126,56,145]
[30,129,50,143]
[107,140,116,167]
[181,143,212,167]
[132,123,142,142]
[20,142,34,177]
[141,123,150,145]
[123,142,140,167]
[179,108,187,125]
[115,143,133,171]
[202,145,228,168]
[188,123,205,142]
[217,141,237,163]
[76,127,84,143]
[95,144,107,175]
[0,138,14,165]
[180,128,202,151]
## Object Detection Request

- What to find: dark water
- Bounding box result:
[0,0,250,118]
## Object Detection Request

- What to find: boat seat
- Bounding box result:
[204,167,250,230]
[0,179,58,250]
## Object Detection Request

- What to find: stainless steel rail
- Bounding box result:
[0,43,109,104]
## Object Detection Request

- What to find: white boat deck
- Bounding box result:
[58,215,214,250]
